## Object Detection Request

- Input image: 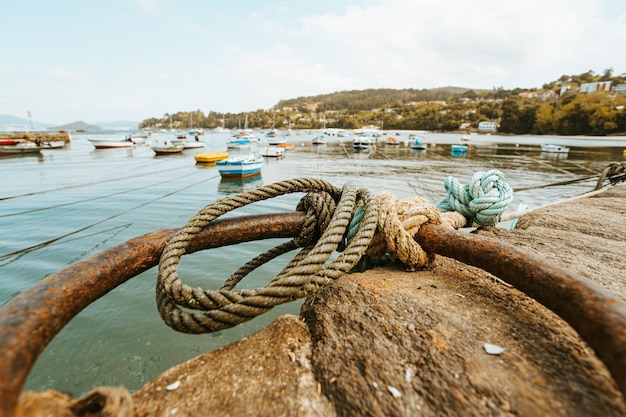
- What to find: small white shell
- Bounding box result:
[165,380,181,391]
[387,386,402,398]
[483,343,505,355]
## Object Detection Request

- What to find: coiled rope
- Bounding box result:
[157,174,512,334]
[437,169,513,226]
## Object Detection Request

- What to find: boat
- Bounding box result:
[0,139,21,146]
[32,139,65,149]
[384,137,400,146]
[267,135,287,146]
[194,152,230,164]
[176,133,187,140]
[0,141,42,155]
[151,139,184,155]
[352,134,373,150]
[312,135,327,145]
[266,129,277,138]
[179,138,205,149]
[227,132,258,149]
[451,144,468,155]
[216,154,263,178]
[258,146,285,158]
[277,143,296,150]
[409,134,428,150]
[129,136,146,145]
[541,144,570,153]
[88,137,134,149]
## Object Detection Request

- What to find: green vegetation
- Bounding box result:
[139,69,626,135]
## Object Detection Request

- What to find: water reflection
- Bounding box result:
[540,151,569,160]
[217,174,263,194]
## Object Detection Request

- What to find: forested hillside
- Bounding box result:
[140,69,626,135]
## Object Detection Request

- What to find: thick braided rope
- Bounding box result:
[437,169,513,226]
[157,178,378,334]
[373,193,442,271]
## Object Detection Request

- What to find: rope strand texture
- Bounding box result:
[437,169,513,226]
[157,178,378,334]
[157,175,513,334]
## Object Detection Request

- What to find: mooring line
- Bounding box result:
[0,224,132,268]
[0,168,206,218]
[0,164,194,201]
[512,175,597,192]
[0,174,220,261]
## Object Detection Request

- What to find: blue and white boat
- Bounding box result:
[409,133,428,149]
[451,144,468,155]
[226,132,258,149]
[216,154,263,178]
[353,134,373,150]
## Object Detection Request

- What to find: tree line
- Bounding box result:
[139,69,626,135]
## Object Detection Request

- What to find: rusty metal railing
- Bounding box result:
[0,212,624,416]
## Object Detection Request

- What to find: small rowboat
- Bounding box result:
[89,137,135,149]
[0,142,42,155]
[277,143,296,150]
[259,147,285,157]
[151,139,184,155]
[194,152,230,164]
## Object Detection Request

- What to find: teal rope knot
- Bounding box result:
[437,169,513,226]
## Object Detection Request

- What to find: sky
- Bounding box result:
[1,0,625,125]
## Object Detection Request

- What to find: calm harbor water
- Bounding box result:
[1,130,625,397]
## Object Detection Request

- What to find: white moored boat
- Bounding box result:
[258,146,285,158]
[88,137,134,149]
[541,144,570,153]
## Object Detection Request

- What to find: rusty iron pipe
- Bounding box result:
[1,212,626,416]
[415,224,626,398]
[0,212,304,417]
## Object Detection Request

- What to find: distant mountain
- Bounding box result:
[0,114,139,132]
[57,121,103,131]
[0,114,53,131]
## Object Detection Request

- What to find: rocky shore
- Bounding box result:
[16,184,626,417]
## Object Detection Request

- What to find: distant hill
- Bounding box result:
[0,114,53,131]
[56,120,139,132]
[0,114,139,132]
[276,87,486,111]
[56,121,103,132]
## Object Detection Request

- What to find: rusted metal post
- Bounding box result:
[0,213,304,417]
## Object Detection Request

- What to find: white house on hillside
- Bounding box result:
[478,121,498,133]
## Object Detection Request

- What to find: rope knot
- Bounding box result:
[369,192,443,271]
[437,169,513,226]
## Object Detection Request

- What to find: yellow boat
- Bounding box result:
[194,152,230,164]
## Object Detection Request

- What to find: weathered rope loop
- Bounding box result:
[157,174,513,334]
[437,169,513,226]
[157,178,377,334]
[595,162,626,190]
